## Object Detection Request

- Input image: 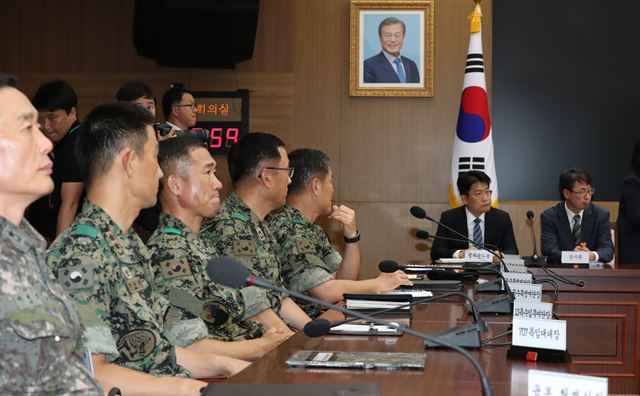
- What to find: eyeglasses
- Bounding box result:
[571,187,595,196]
[173,103,197,110]
[263,167,295,178]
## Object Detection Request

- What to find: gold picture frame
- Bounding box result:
[349,0,434,97]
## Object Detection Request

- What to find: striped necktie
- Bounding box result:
[572,214,581,246]
[472,218,483,246]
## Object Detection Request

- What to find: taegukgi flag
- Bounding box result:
[448,2,499,208]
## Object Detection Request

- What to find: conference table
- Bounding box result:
[221,267,640,395]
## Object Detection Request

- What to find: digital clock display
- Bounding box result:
[193,90,249,155]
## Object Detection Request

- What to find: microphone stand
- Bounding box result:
[523,214,548,267]
[244,275,495,396]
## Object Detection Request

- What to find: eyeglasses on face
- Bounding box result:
[471,190,493,198]
[173,103,197,110]
[571,187,595,196]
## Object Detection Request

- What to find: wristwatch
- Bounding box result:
[344,230,361,243]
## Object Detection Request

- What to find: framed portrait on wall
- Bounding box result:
[349,0,434,97]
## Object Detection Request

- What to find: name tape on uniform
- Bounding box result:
[528,369,607,396]
[513,301,553,320]
[513,318,566,350]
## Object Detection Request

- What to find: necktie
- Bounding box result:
[472,218,483,246]
[393,58,406,83]
[572,214,581,246]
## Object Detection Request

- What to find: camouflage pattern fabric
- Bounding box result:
[147,213,265,341]
[266,204,342,318]
[0,216,102,395]
[46,201,193,377]
[201,193,284,317]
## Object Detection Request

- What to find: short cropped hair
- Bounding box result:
[378,17,406,36]
[287,148,330,196]
[161,87,193,120]
[457,171,492,196]
[76,101,154,186]
[558,168,592,200]
[31,79,77,113]
[116,80,155,102]
[158,135,208,192]
[0,74,17,89]
[227,132,285,185]
[631,141,640,175]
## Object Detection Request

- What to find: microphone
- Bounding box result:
[410,206,508,272]
[207,256,496,396]
[522,210,548,267]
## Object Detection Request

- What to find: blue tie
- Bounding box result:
[472,218,483,246]
[393,58,406,83]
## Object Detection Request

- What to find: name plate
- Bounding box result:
[561,251,589,264]
[511,283,542,301]
[513,318,566,350]
[503,272,533,284]
[503,263,528,273]
[464,250,492,262]
[528,369,607,396]
[513,301,553,320]
[503,257,525,265]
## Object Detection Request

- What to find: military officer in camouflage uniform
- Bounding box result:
[201,133,311,331]
[46,102,249,396]
[147,136,290,360]
[0,75,102,395]
[267,149,412,318]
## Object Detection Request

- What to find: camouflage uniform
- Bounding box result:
[267,204,342,318]
[0,216,102,395]
[147,213,264,341]
[46,201,207,377]
[201,193,284,317]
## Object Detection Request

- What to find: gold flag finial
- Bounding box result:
[468,2,482,33]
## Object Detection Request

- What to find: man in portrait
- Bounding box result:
[364,16,420,84]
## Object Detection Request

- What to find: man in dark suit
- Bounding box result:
[618,141,640,264]
[363,17,420,84]
[541,168,613,264]
[430,171,518,261]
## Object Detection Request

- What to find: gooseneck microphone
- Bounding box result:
[207,256,496,396]
[523,210,548,267]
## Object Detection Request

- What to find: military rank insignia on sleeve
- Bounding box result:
[59,265,95,290]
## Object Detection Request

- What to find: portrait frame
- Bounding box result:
[349,0,434,97]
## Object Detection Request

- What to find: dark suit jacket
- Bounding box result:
[430,206,519,260]
[618,171,640,264]
[363,51,420,83]
[540,202,613,264]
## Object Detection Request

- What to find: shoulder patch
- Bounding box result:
[75,224,98,239]
[162,227,182,236]
[58,265,95,290]
[232,211,249,222]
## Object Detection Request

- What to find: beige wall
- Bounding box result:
[1,0,619,278]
